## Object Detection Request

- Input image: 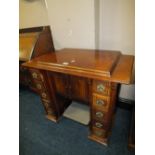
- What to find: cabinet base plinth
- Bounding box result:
[46,115,59,123]
[88,134,108,146]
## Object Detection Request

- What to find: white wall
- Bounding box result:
[99,0,135,100]
[99,0,135,55]
[19,0,49,28]
[45,0,95,50]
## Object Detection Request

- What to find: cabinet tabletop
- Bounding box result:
[23,48,134,84]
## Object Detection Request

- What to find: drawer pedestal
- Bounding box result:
[89,81,118,145]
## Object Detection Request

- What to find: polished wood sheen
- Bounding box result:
[19,32,39,61]
[22,48,134,146]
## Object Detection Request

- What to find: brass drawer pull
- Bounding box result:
[95,122,103,128]
[32,72,38,79]
[36,83,42,90]
[96,112,104,118]
[97,84,105,92]
[42,92,47,98]
[96,99,105,106]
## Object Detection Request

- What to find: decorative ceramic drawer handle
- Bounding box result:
[42,92,47,98]
[97,84,105,92]
[32,72,38,79]
[36,83,42,89]
[96,112,104,118]
[94,130,103,136]
[96,99,105,106]
[95,122,103,128]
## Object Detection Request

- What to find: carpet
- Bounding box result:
[19,88,135,155]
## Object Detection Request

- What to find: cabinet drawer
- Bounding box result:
[92,120,110,130]
[93,80,110,96]
[34,81,46,92]
[92,127,107,138]
[93,94,110,111]
[30,69,44,81]
[35,82,44,90]
[40,91,50,100]
[42,99,55,115]
[94,121,104,129]
[92,109,109,123]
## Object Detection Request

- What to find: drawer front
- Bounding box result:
[92,109,108,123]
[30,69,44,81]
[42,99,55,115]
[93,80,110,96]
[93,94,110,111]
[94,121,104,129]
[92,127,107,138]
[92,120,110,130]
[40,91,50,100]
[34,81,46,92]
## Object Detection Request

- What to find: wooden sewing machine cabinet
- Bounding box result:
[22,48,134,146]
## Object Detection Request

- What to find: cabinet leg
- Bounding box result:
[88,134,108,146]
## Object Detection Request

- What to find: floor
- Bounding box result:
[19,88,135,155]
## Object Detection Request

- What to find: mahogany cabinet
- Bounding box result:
[23,48,134,146]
